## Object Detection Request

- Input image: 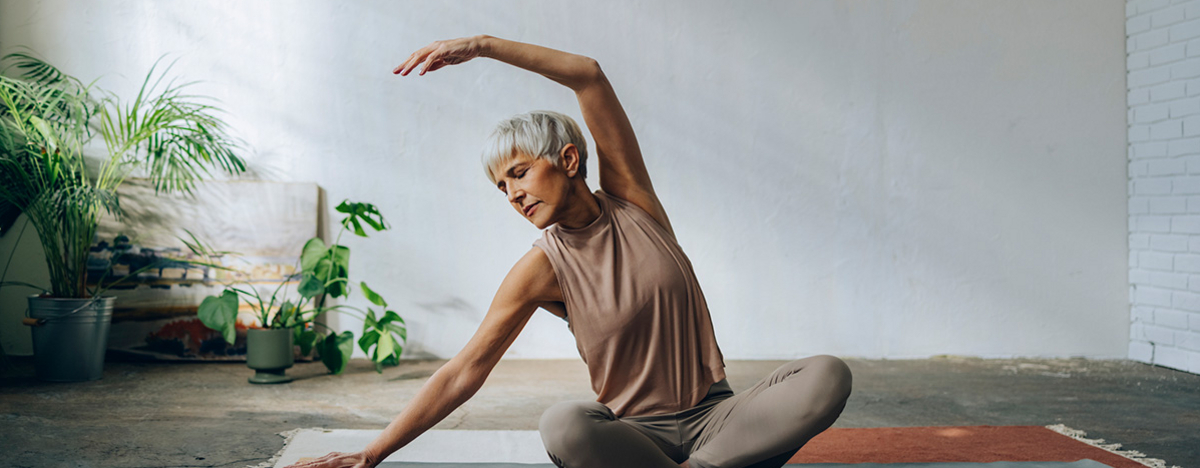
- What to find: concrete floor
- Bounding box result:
[0,356,1196,468]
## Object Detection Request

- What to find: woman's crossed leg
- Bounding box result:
[685,355,853,468]
[538,355,852,468]
[539,400,685,468]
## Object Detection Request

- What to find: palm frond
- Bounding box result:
[1,48,80,87]
[99,57,245,195]
[0,50,245,297]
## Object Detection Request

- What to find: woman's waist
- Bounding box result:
[619,378,733,421]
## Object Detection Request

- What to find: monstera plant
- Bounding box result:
[195,200,408,377]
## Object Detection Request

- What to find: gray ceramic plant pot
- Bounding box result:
[246,328,294,384]
[24,296,115,382]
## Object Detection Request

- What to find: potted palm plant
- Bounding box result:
[0,50,246,381]
[193,200,408,383]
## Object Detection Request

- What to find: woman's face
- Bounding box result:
[494,152,573,229]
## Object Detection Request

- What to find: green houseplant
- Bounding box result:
[0,51,247,381]
[194,200,408,382]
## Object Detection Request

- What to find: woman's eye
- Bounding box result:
[517,170,528,178]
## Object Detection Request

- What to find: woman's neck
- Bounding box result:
[557,183,601,230]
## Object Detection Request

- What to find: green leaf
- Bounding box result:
[376,311,407,342]
[330,245,350,271]
[348,217,365,237]
[326,275,347,298]
[28,116,57,154]
[358,309,406,374]
[313,257,333,283]
[197,290,238,344]
[278,301,296,328]
[381,312,406,337]
[335,200,388,238]
[320,331,355,374]
[297,273,324,299]
[376,332,395,362]
[357,330,379,357]
[377,343,402,373]
[378,310,402,326]
[297,329,319,356]
[300,237,327,272]
[312,257,347,298]
[308,246,350,298]
[360,281,387,307]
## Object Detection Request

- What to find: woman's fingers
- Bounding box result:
[398,51,428,75]
[415,42,450,75]
[418,51,442,75]
[287,451,341,467]
[395,43,436,75]
[425,59,449,73]
[393,52,416,74]
[283,451,367,468]
[396,37,481,76]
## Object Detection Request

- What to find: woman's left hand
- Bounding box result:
[394,36,487,76]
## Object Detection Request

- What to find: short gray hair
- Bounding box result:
[481,110,588,185]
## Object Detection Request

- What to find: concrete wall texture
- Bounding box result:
[1127,0,1200,373]
[0,1,1130,361]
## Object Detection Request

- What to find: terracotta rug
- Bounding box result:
[269,425,1166,468]
[789,425,1160,468]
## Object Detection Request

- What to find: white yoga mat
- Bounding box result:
[272,428,1115,468]
[274,429,548,466]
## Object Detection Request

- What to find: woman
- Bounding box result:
[290,35,852,468]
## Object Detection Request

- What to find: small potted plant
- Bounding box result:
[194,200,408,383]
[0,51,246,381]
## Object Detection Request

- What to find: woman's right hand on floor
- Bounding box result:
[283,450,377,468]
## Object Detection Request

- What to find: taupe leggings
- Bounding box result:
[538,355,853,468]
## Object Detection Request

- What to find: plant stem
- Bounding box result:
[315,221,349,311]
[0,215,31,291]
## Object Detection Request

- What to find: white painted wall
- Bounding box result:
[0,0,1128,360]
[1126,0,1200,373]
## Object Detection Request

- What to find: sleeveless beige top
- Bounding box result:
[533,190,727,418]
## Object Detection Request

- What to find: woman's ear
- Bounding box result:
[560,144,580,178]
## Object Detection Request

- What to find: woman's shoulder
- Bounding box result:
[597,189,676,239]
[507,245,564,305]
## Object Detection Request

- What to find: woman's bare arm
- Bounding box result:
[288,248,560,468]
[396,35,676,237]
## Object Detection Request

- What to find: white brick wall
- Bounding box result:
[1129,0,1200,373]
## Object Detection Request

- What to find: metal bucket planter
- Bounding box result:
[23,296,115,382]
[246,328,294,384]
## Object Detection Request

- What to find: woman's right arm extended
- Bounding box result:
[288,247,562,468]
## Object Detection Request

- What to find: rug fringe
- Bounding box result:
[250,427,332,468]
[1044,424,1178,468]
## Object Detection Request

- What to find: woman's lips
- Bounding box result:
[524,202,539,217]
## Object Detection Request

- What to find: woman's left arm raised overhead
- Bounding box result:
[396,35,676,237]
